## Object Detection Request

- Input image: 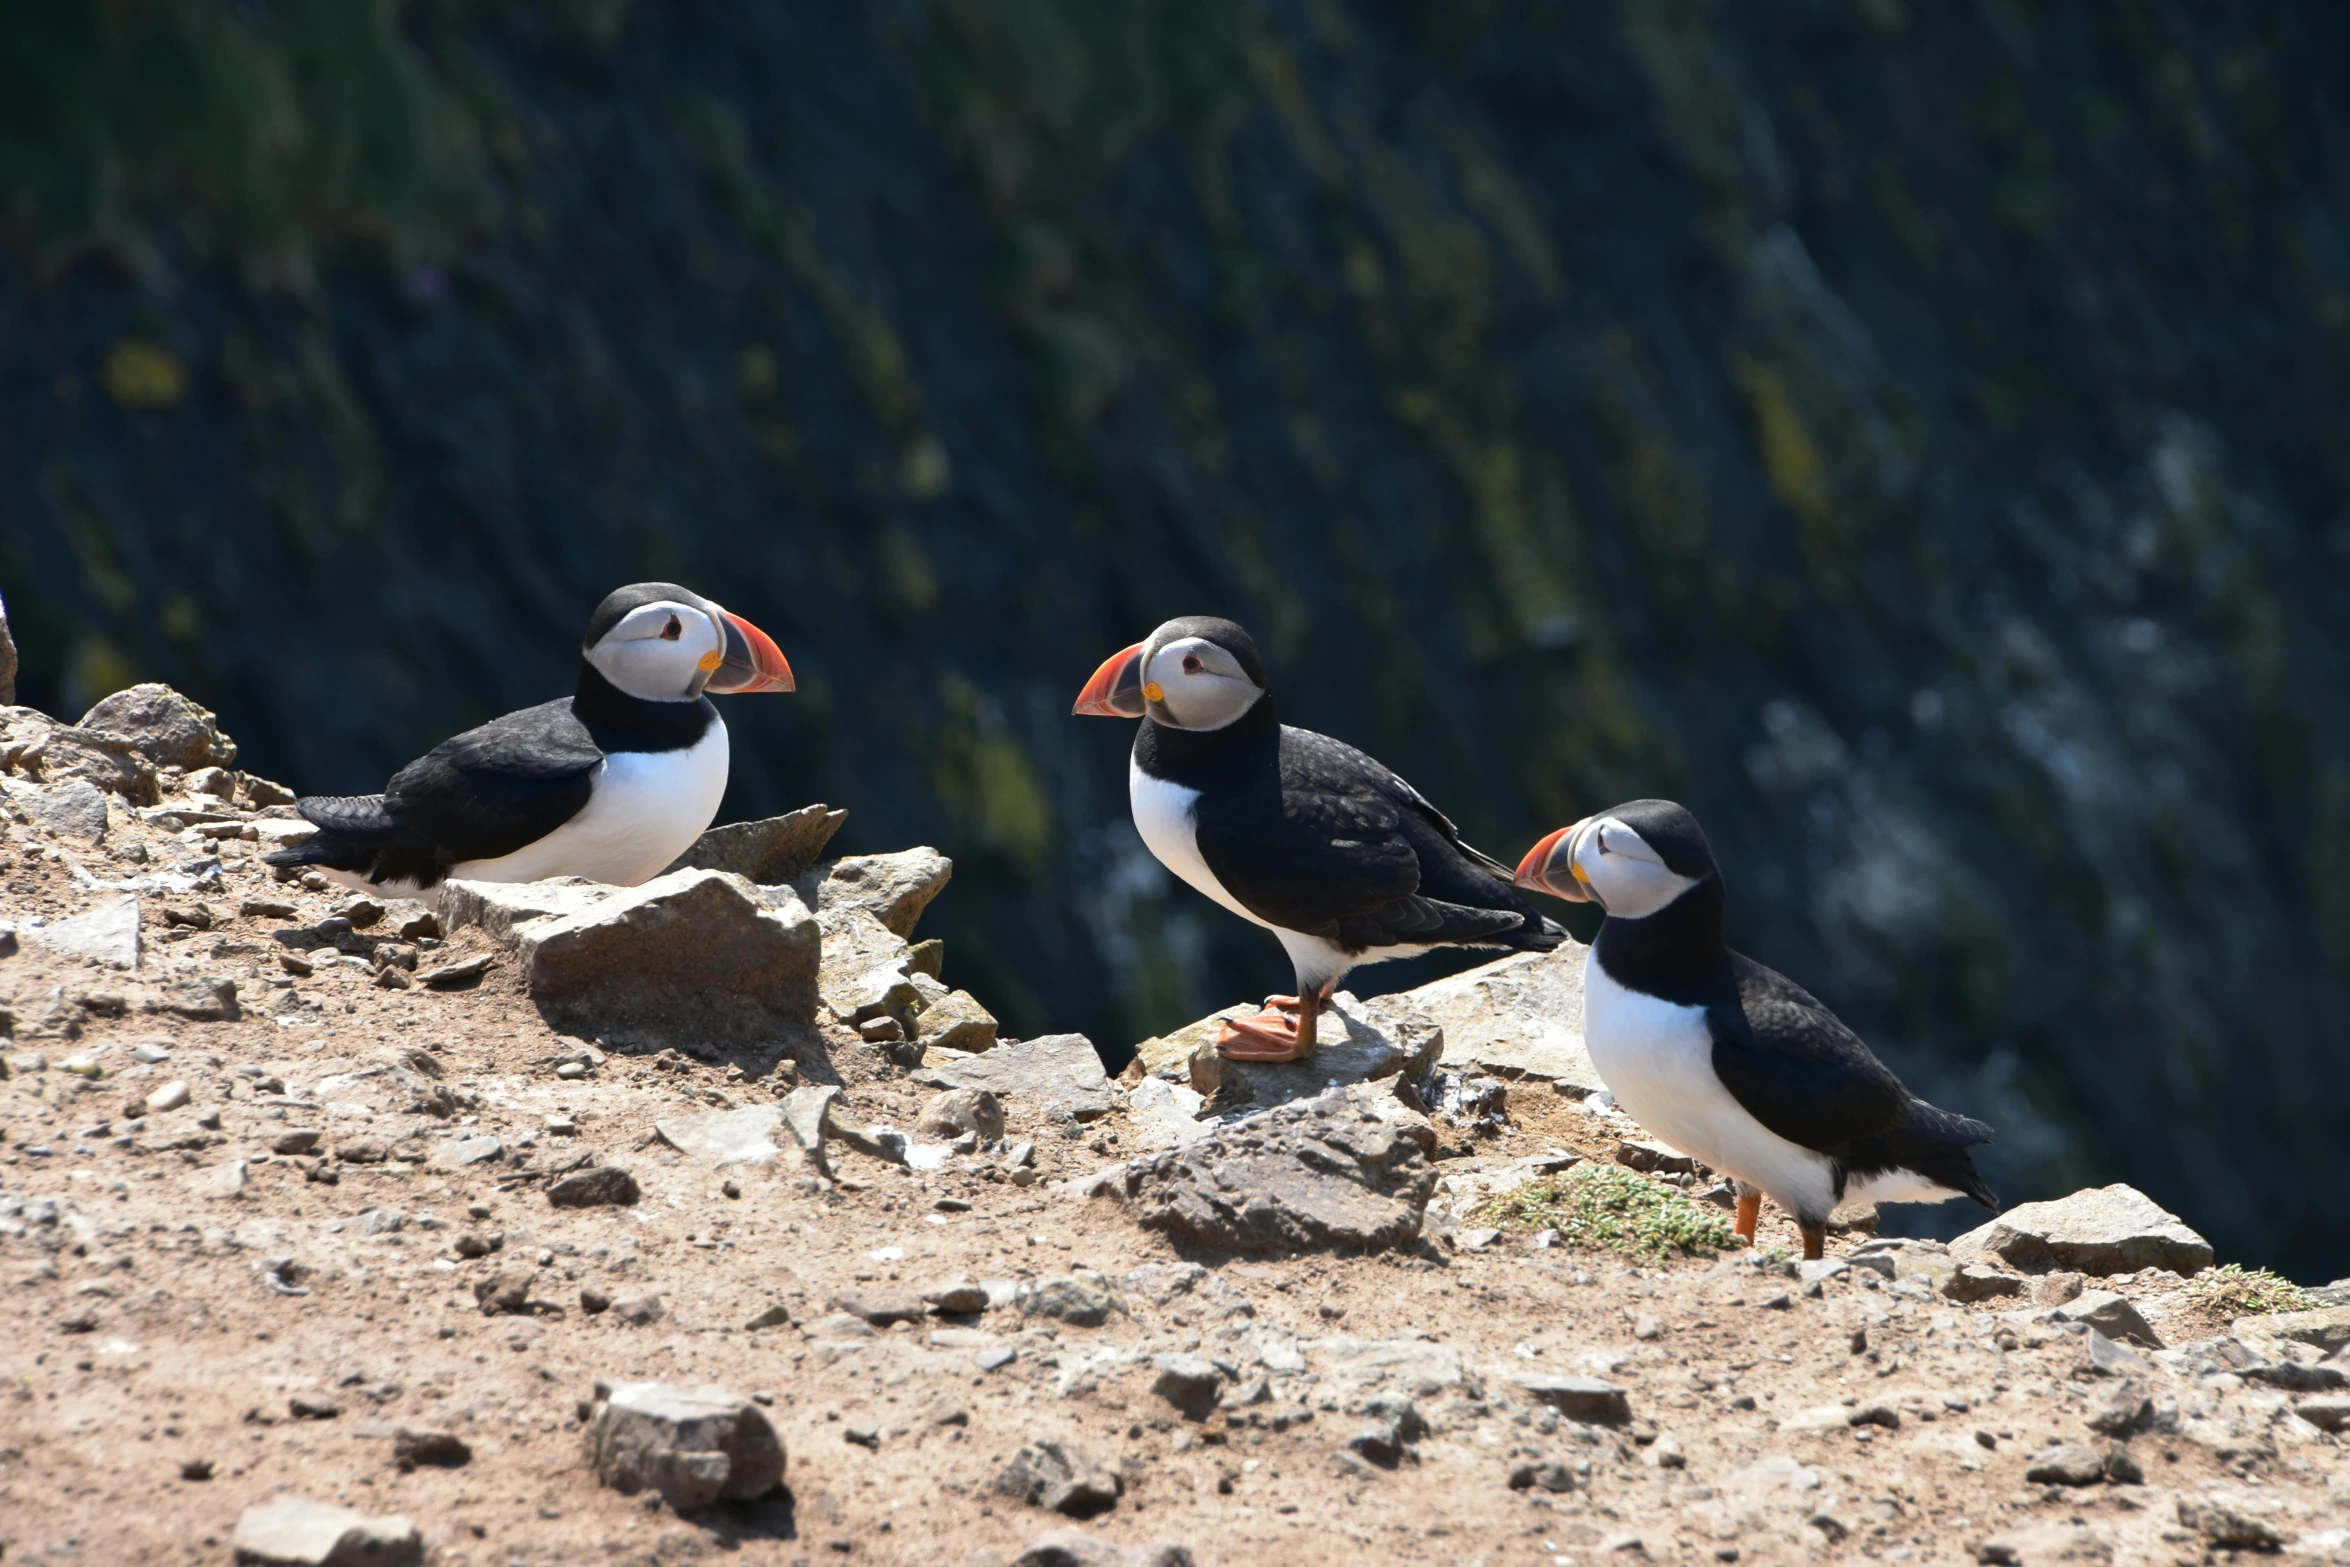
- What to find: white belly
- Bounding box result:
[1130,761,1274,929]
[1582,947,1840,1224]
[452,720,731,887]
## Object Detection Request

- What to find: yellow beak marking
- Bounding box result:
[697,650,723,672]
[1142,681,1164,703]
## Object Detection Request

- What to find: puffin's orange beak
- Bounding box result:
[706,610,795,693]
[1514,825,1590,902]
[1072,642,1147,718]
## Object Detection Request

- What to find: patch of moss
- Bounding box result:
[1479,1163,1739,1265]
[2186,1264,2317,1318]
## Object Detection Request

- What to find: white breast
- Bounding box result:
[1129,760,1275,929]
[452,719,731,888]
[1581,947,1840,1225]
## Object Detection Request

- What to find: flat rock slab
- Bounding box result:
[663,805,846,884]
[1511,1375,1631,1425]
[656,1104,787,1169]
[1133,993,1440,1110]
[1110,1089,1437,1256]
[433,1136,504,1170]
[29,895,141,970]
[2233,1305,2350,1354]
[2051,1289,2163,1348]
[588,1381,787,1511]
[1359,941,1604,1093]
[1953,1184,2212,1277]
[231,1496,421,1566]
[917,1034,1112,1121]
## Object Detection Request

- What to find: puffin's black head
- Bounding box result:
[1513,798,1718,918]
[1073,615,1268,732]
[582,582,794,702]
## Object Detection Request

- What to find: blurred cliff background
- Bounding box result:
[4,1,2347,1277]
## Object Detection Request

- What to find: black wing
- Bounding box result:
[379,698,602,864]
[1191,727,1555,953]
[1706,953,1912,1156]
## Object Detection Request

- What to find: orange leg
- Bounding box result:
[1800,1224,1826,1262]
[1733,1190,1762,1244]
[1215,983,1329,1063]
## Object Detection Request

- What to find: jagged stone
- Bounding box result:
[1952,1185,2212,1277]
[816,905,924,1027]
[780,1084,839,1176]
[587,1381,787,1510]
[1512,1376,1631,1425]
[914,987,999,1053]
[917,1087,1005,1142]
[810,847,952,938]
[1149,1354,1225,1419]
[1358,940,1605,1093]
[79,683,237,771]
[34,727,160,804]
[17,779,110,841]
[656,1104,786,1169]
[229,1496,420,1566]
[917,1034,1113,1121]
[993,1439,1122,1518]
[1112,1089,1436,1256]
[547,1166,640,1208]
[2052,1290,2162,1348]
[664,804,846,884]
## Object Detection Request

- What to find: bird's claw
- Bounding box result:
[1215,1013,1311,1063]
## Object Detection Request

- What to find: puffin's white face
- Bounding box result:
[585,600,729,702]
[1518,815,1703,919]
[1141,635,1262,732]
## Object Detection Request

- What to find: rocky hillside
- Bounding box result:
[5,5,2350,1277]
[3,684,2348,1564]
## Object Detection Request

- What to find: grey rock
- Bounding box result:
[1615,1139,1696,1175]
[2083,1328,2156,1377]
[1347,1420,1405,1467]
[434,1136,503,1170]
[1149,1355,1225,1420]
[656,1104,785,1169]
[2051,1289,2162,1348]
[1509,1459,1577,1493]
[831,1288,925,1326]
[29,896,141,970]
[924,1278,990,1315]
[2177,1498,2285,1551]
[2232,1305,2350,1355]
[664,805,847,884]
[35,727,160,803]
[2292,1394,2350,1432]
[2084,1383,2154,1437]
[610,1293,666,1326]
[1111,1090,1436,1256]
[779,1084,838,1176]
[230,1496,420,1567]
[994,1439,1122,1519]
[473,1271,535,1316]
[80,684,236,771]
[2242,1360,2347,1392]
[1024,1272,1121,1328]
[1133,992,1443,1111]
[515,871,819,1046]
[1358,939,1604,1092]
[272,1129,322,1156]
[1951,1184,2212,1277]
[917,1034,1113,1121]
[913,987,999,1053]
[434,876,618,944]
[23,779,110,841]
[811,848,952,938]
[588,1381,788,1511]
[1513,1376,1632,1425]
[164,975,239,1020]
[2024,1442,2108,1486]
[917,1087,1005,1142]
[1943,1264,2025,1302]
[547,1166,640,1208]
[1011,1531,1197,1567]
[416,953,495,989]
[390,1428,470,1470]
[816,905,923,1027]
[808,1312,878,1339]
[144,1079,191,1114]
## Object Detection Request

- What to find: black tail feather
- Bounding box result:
[262,794,447,888]
[1848,1098,2000,1212]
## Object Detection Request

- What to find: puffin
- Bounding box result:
[264,582,793,895]
[1513,799,1996,1259]
[1074,615,1564,1062]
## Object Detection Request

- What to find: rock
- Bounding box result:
[587,1381,788,1511]
[913,988,999,1053]
[1973,1522,2114,1566]
[994,1440,1122,1519]
[164,976,239,1020]
[832,1288,926,1326]
[273,1129,322,1156]
[917,1034,1113,1121]
[2232,1305,2350,1355]
[1950,1184,2212,1277]
[610,1293,667,1326]
[2176,1498,2285,1552]
[2051,1290,2162,1349]
[434,1136,503,1170]
[1126,1077,1210,1148]
[2241,1360,2346,1392]
[80,684,236,770]
[779,1084,837,1175]
[1513,1376,1632,1426]
[1149,1355,1225,1419]
[2024,1443,2108,1486]
[417,954,495,989]
[924,1279,990,1315]
[1509,1459,1577,1493]
[200,1160,249,1200]
[1111,1089,1436,1256]
[1133,992,1442,1110]
[21,779,110,841]
[29,896,141,970]
[390,1428,470,1470]
[144,1079,191,1114]
[230,1496,421,1567]
[2082,1329,2156,1378]
[917,1087,1005,1142]
[1024,1272,1121,1328]
[1615,1139,1696,1175]
[548,1166,640,1208]
[474,1271,535,1315]
[288,1393,343,1420]
[2084,1383,2154,1437]
[811,848,952,938]
[2292,1394,2350,1432]
[664,805,847,884]
[35,727,160,803]
[513,871,819,1046]
[656,1104,786,1169]
[1011,1531,1196,1567]
[1944,1264,2025,1302]
[1357,940,1605,1092]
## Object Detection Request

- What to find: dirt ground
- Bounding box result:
[3,778,2347,1566]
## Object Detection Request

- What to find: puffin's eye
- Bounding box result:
[660,617,682,641]
[1181,655,1202,674]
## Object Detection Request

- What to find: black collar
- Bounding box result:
[572,660,716,755]
[1592,877,1738,1007]
[1131,690,1279,790]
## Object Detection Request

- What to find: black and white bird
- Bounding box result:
[1514,799,1995,1259]
[265,583,793,895]
[1075,616,1564,1062]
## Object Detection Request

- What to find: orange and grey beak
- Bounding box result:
[705,609,795,694]
[1514,823,1591,902]
[1072,642,1148,718]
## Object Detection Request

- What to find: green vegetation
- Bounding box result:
[1479,1163,1740,1265]
[2186,1264,2318,1318]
